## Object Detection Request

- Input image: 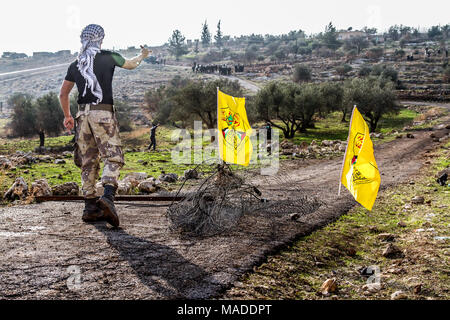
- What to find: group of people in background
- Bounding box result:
[192,62,245,75]
[424,47,449,58]
[192,63,218,73]
[405,47,448,61]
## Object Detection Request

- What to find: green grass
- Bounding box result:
[0,135,73,154]
[377,109,419,134]
[292,113,349,145]
[11,161,81,187]
[290,109,419,145]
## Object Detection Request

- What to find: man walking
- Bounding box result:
[59,24,150,227]
[147,123,159,151]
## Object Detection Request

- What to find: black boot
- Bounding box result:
[97,185,120,227]
[82,198,104,222]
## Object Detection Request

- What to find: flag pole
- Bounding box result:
[217,87,222,165]
[338,105,357,196]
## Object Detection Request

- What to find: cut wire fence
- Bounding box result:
[167,162,322,237]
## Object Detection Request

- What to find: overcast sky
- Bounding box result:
[0,0,449,55]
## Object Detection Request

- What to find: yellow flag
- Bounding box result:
[217,89,253,166]
[340,106,380,210]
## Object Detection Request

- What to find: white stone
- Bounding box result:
[362,283,382,293]
[391,290,407,300]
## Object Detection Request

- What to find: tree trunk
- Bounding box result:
[289,126,296,138]
[207,112,214,130]
[370,120,377,133]
[298,123,307,133]
[306,122,316,129]
[281,127,291,139]
[341,111,347,122]
[284,130,295,139]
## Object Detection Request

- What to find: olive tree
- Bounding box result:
[344,77,399,132]
[8,93,37,138]
[255,81,327,138]
[9,92,67,146]
[292,64,312,83]
[146,77,243,129]
[319,82,345,121]
[35,92,65,145]
[344,36,369,54]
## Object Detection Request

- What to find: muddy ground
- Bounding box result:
[0,108,449,299]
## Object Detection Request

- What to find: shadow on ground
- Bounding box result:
[93,222,215,299]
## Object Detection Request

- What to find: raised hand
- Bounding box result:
[140,45,151,59]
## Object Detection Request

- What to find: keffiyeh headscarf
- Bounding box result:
[77,24,105,105]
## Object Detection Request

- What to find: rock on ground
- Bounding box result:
[159,173,178,183]
[124,172,148,182]
[391,290,408,300]
[411,196,425,204]
[117,181,132,195]
[382,243,404,259]
[0,156,13,170]
[183,169,199,180]
[362,283,383,293]
[3,177,28,200]
[54,159,66,165]
[30,179,52,198]
[138,178,160,194]
[38,155,53,163]
[51,182,80,196]
[320,278,337,295]
[121,177,139,189]
[377,233,396,242]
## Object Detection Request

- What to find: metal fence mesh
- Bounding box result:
[166,164,322,237]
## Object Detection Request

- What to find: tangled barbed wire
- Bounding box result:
[166,163,323,238]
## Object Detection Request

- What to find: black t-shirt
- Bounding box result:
[150,125,159,138]
[65,50,125,105]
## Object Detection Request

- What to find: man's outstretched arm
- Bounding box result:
[59,80,75,132]
[121,46,151,70]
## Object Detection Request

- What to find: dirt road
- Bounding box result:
[226,75,260,93]
[0,112,449,299]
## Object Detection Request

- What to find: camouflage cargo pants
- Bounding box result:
[74,109,124,199]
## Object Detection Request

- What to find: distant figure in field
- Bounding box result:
[265,122,272,142]
[148,123,160,151]
[39,129,45,147]
[265,122,272,155]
